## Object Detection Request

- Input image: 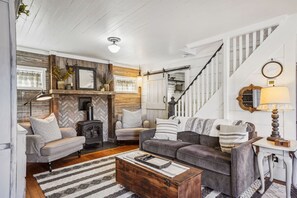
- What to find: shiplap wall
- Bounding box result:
[16,51,50,121]
[113,66,141,116]
[55,56,109,90]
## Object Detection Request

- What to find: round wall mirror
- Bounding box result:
[261,60,283,79]
[236,84,262,113]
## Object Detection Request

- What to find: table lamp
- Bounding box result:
[257,86,291,141]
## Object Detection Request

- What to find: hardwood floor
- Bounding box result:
[26,145,138,198]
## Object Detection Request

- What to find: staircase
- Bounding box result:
[174,24,278,117]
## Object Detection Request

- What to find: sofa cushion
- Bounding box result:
[200,135,220,149]
[142,139,191,158]
[30,113,62,143]
[177,131,200,144]
[116,128,149,137]
[122,109,142,128]
[176,144,231,176]
[153,118,179,140]
[41,136,85,156]
[219,124,248,153]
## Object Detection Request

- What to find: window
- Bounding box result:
[17,66,47,90]
[114,75,138,93]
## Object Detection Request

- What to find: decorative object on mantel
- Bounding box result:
[76,67,96,90]
[52,65,74,90]
[257,86,292,141]
[236,84,262,113]
[261,59,283,79]
[98,71,113,91]
[23,90,52,116]
[107,37,121,53]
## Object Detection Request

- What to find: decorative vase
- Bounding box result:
[104,84,110,91]
[65,84,72,90]
[57,81,65,90]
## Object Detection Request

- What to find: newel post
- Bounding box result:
[168,96,176,118]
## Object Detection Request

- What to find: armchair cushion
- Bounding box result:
[30,113,62,143]
[41,136,85,156]
[122,109,142,128]
[60,127,77,138]
[26,135,45,156]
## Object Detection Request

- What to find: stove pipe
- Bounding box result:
[86,103,94,120]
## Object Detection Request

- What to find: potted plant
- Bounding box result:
[98,71,113,91]
[52,66,74,89]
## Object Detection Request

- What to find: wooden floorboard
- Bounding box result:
[26,145,138,198]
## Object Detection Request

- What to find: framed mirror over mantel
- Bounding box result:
[236,84,262,113]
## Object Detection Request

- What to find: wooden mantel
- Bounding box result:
[49,89,116,96]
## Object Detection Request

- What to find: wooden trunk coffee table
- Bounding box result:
[116,151,203,198]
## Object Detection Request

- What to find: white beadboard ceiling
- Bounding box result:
[16,0,297,67]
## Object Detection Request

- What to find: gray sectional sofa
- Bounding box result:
[139,123,260,197]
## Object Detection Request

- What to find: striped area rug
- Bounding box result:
[34,154,294,198]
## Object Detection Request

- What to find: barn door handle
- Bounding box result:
[163,96,166,104]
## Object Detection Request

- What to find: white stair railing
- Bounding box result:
[174,44,223,117]
[173,24,279,118]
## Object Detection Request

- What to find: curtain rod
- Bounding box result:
[143,65,190,76]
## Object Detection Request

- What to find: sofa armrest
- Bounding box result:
[26,135,45,156]
[231,137,262,197]
[116,120,123,130]
[139,129,156,150]
[143,120,150,128]
[60,127,77,138]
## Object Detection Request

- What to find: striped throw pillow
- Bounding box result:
[153,118,179,140]
[219,124,248,153]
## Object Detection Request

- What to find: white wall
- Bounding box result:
[141,54,213,124]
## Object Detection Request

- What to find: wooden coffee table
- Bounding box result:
[116,151,203,198]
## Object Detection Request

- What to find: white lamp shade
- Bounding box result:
[257,86,292,111]
[108,44,120,53]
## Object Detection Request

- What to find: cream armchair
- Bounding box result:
[115,113,150,142]
[20,122,85,172]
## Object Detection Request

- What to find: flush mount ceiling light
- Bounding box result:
[107,37,121,53]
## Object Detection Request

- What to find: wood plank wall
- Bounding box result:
[113,66,141,116]
[55,56,109,90]
[16,51,50,122]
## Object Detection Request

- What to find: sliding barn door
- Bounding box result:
[146,74,168,110]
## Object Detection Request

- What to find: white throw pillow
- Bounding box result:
[122,109,142,128]
[219,124,248,153]
[153,118,179,140]
[30,113,62,143]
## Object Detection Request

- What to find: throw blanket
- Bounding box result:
[184,118,240,137]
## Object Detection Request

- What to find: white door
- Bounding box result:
[0,0,17,197]
[146,74,167,110]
